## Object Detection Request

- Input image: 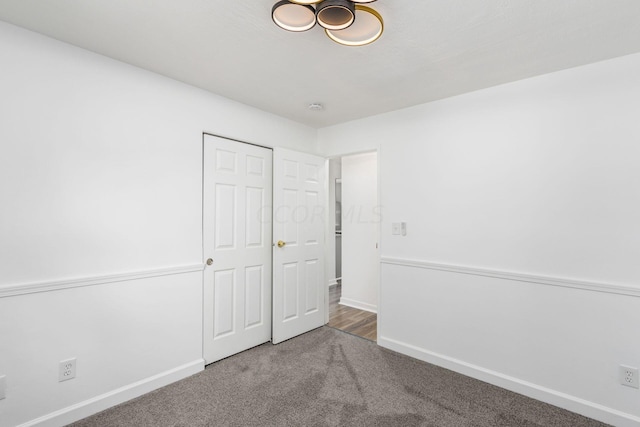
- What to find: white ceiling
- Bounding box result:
[1,0,640,128]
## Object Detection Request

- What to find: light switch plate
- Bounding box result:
[392,223,401,235]
[0,375,6,400]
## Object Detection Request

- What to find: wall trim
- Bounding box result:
[339,297,377,313]
[381,257,640,298]
[378,337,640,427]
[0,264,205,298]
[18,359,205,427]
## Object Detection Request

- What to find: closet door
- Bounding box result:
[203,135,272,363]
[272,148,326,344]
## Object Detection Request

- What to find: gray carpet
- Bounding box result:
[72,327,608,426]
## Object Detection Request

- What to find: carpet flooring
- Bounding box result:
[72,327,608,427]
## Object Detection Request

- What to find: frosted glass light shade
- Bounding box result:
[272,1,317,32]
[326,5,383,46]
[316,0,355,30]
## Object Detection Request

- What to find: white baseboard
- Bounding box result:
[339,297,377,313]
[378,336,640,427]
[20,359,205,427]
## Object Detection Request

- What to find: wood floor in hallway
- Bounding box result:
[328,284,377,341]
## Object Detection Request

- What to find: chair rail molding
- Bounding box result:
[0,263,205,298]
[380,257,640,298]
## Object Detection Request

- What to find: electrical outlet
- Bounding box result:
[0,375,6,400]
[620,365,639,389]
[59,358,76,382]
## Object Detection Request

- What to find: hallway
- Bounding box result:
[327,283,377,341]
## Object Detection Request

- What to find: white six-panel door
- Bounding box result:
[272,148,326,344]
[203,135,273,364]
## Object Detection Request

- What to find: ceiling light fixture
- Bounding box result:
[272,0,383,46]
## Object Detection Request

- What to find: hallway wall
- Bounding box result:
[340,152,379,313]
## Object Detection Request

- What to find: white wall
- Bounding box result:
[0,21,316,427]
[340,152,379,313]
[318,53,640,426]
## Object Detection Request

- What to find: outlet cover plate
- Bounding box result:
[620,365,639,389]
[0,375,6,399]
[59,358,76,382]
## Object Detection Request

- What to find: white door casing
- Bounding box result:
[203,135,273,364]
[272,148,327,344]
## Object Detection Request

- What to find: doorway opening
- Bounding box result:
[326,152,379,342]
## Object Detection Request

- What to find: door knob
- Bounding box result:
[206,258,213,266]
[277,240,286,248]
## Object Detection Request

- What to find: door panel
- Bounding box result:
[305,260,320,313]
[273,148,326,344]
[203,135,272,364]
[213,269,235,338]
[283,262,298,321]
[245,187,264,247]
[215,184,236,249]
[244,265,264,328]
